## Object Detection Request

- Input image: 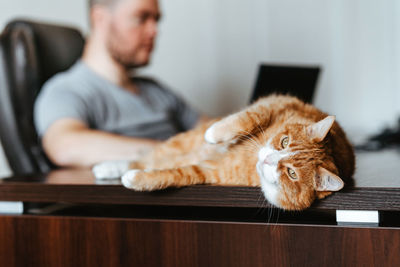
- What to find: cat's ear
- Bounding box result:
[314,167,344,192]
[306,116,335,142]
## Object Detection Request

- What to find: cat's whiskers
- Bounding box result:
[252,192,268,221]
[256,123,268,143]
[239,137,260,148]
[267,203,274,225]
[237,128,265,150]
[239,139,263,154]
[254,190,269,217]
[238,128,259,139]
[273,208,281,230]
[236,134,262,151]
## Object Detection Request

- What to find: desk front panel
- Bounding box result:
[0,214,399,267]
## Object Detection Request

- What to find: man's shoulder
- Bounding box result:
[42,69,75,91]
[40,61,96,96]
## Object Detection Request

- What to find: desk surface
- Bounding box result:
[1,149,400,211]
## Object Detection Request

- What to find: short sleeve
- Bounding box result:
[34,80,90,137]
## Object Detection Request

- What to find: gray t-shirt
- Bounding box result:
[34,61,199,140]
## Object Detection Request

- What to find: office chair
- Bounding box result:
[0,19,84,175]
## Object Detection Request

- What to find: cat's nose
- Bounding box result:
[263,154,280,165]
[263,155,273,165]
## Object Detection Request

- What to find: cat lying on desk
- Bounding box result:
[93,94,355,211]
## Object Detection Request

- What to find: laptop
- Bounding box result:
[250,64,321,104]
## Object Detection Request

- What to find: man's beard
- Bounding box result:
[107,41,149,70]
[106,27,150,70]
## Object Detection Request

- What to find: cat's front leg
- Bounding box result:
[205,98,272,144]
[121,164,219,191]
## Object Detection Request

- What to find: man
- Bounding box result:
[34,0,206,167]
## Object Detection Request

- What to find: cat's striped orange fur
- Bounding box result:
[123,94,355,210]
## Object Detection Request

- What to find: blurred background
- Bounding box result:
[0,0,399,176]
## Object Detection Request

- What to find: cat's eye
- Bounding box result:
[281,136,289,149]
[287,168,298,180]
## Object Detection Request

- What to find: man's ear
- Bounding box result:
[306,116,335,142]
[90,4,110,31]
[315,167,344,192]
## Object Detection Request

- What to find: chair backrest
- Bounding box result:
[250,64,321,104]
[0,19,84,175]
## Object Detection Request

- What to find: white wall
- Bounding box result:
[148,0,400,139]
[144,0,271,115]
[146,0,400,138]
[263,0,400,138]
[0,0,88,32]
[0,0,399,176]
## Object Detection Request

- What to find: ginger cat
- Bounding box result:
[93,94,355,210]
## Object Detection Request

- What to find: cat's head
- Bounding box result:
[256,116,349,210]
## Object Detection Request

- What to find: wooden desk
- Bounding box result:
[0,149,400,266]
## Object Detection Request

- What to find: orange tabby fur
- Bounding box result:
[123,94,355,210]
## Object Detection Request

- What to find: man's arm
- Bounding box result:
[42,118,161,167]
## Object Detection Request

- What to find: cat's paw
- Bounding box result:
[121,169,150,191]
[204,123,220,144]
[92,160,130,180]
[205,117,237,144]
[121,169,141,189]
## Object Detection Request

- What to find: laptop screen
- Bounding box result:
[250,64,321,104]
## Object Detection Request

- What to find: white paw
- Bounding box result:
[92,160,130,180]
[204,123,219,144]
[121,169,141,189]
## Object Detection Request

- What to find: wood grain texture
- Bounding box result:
[2,174,400,210]
[0,215,399,267]
[1,149,400,211]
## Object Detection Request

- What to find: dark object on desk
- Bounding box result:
[355,117,400,151]
[250,64,320,104]
[0,19,84,175]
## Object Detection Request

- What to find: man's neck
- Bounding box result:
[82,38,138,94]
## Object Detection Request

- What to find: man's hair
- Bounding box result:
[88,0,120,9]
[87,0,121,28]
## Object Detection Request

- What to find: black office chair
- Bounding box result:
[0,19,84,175]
